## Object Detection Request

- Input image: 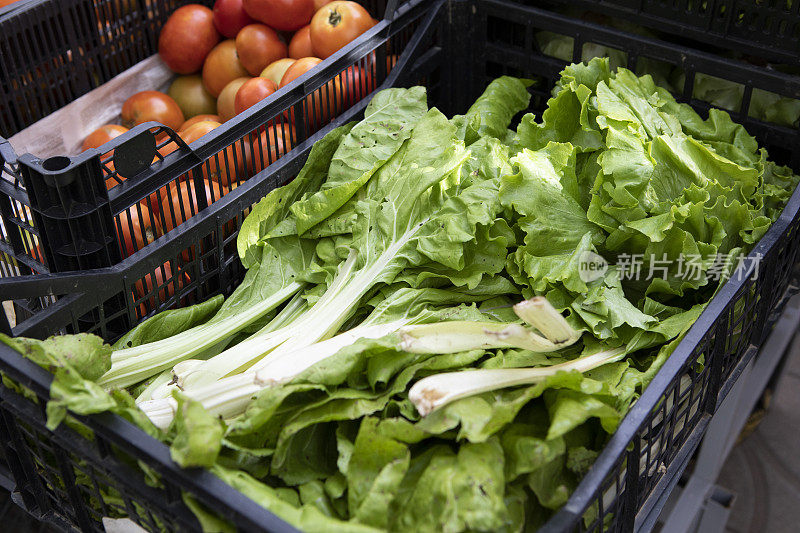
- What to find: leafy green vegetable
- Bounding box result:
[5,58,798,533]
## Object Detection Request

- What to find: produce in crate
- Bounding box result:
[289,24,315,58]
[243,0,316,31]
[252,123,297,171]
[261,57,297,85]
[81,124,128,152]
[167,75,218,118]
[116,203,160,258]
[216,76,252,122]
[234,77,279,114]
[79,0,383,154]
[158,4,221,74]
[213,0,256,38]
[180,114,222,132]
[202,39,250,97]
[309,1,377,58]
[235,23,288,75]
[121,91,185,132]
[13,58,794,531]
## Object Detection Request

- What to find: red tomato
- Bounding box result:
[313,0,333,9]
[234,77,278,115]
[213,0,255,38]
[159,5,221,74]
[289,25,314,59]
[242,0,315,32]
[82,125,128,152]
[279,56,321,86]
[252,123,296,171]
[339,64,375,106]
[182,121,252,188]
[117,202,161,257]
[121,91,185,132]
[159,178,220,233]
[309,1,375,59]
[180,114,221,132]
[236,24,288,76]
[280,57,343,125]
[202,40,250,98]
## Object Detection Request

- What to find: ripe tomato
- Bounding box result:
[242,0,314,32]
[281,57,342,124]
[289,25,314,59]
[261,58,296,86]
[159,177,221,232]
[252,123,295,172]
[213,0,255,38]
[202,40,250,98]
[310,1,375,59]
[279,56,321,86]
[339,64,375,107]
[168,75,217,118]
[82,125,128,152]
[313,0,333,9]
[236,24,288,76]
[121,91,185,132]
[180,114,221,132]
[134,261,188,317]
[182,121,252,187]
[234,77,278,115]
[159,5,220,74]
[117,202,161,258]
[217,77,252,122]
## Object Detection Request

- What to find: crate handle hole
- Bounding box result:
[42,156,71,172]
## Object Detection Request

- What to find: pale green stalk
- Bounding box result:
[174,223,426,392]
[139,320,409,429]
[408,347,626,416]
[99,281,303,389]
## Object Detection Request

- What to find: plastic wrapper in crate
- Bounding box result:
[0,0,400,330]
[2,0,800,531]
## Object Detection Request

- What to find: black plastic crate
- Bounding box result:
[539,0,800,66]
[0,0,403,327]
[2,0,800,531]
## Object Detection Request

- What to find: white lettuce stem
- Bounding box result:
[175,226,423,392]
[252,320,410,381]
[408,347,626,416]
[98,282,303,390]
[139,321,409,429]
[398,296,580,354]
[139,298,581,429]
[513,297,580,345]
[173,251,361,390]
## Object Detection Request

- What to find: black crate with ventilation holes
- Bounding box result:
[538,0,800,66]
[2,0,800,531]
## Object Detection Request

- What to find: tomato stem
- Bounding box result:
[328,9,342,27]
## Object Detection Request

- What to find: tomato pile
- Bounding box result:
[74,1,380,310]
